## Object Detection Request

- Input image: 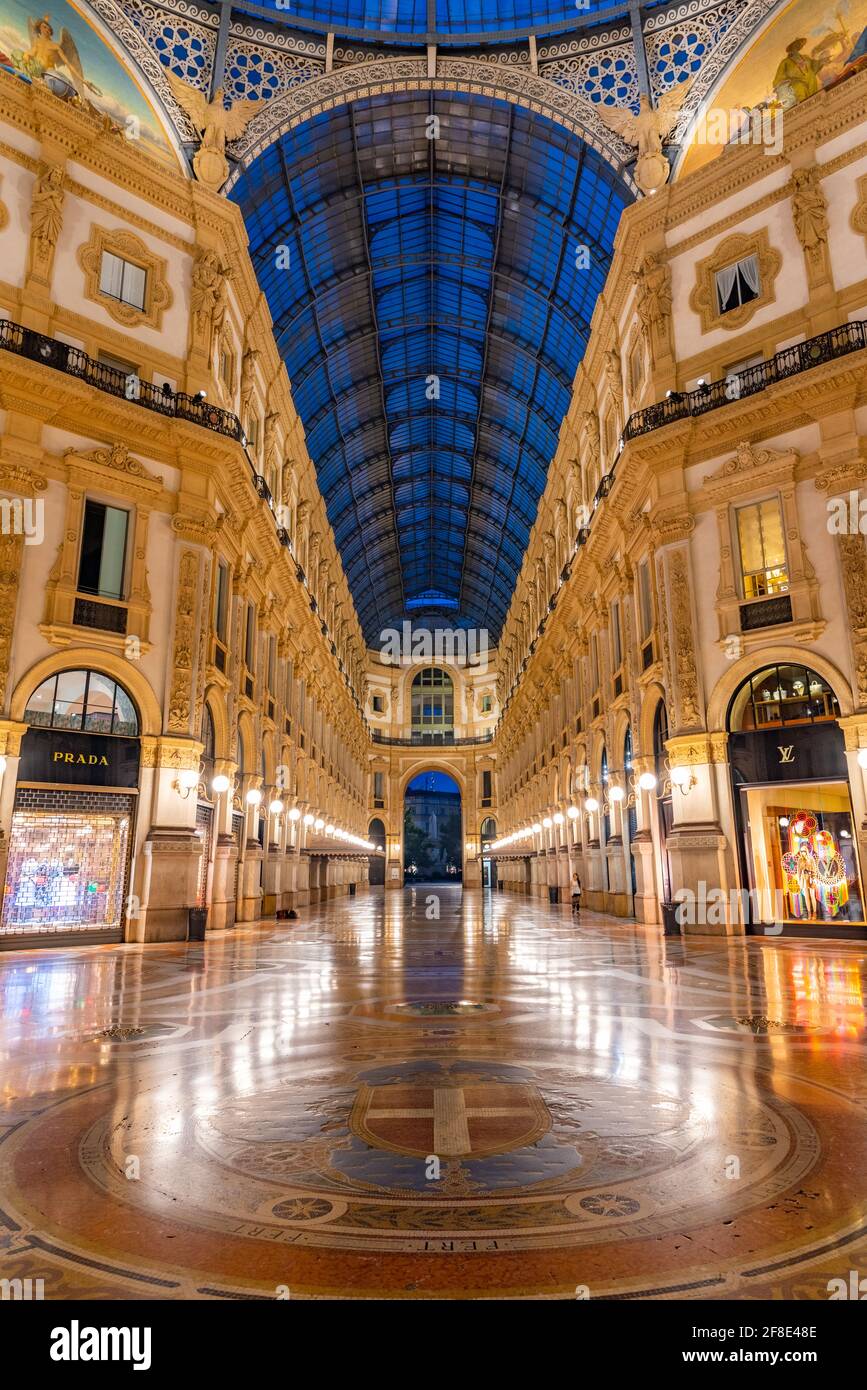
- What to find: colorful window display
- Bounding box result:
[740,781,865,928]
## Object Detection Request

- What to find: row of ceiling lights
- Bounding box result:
[487,768,689,851]
[174,769,375,849]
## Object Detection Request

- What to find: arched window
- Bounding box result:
[653,701,669,786]
[411,667,454,741]
[201,705,215,760]
[600,745,610,842]
[728,664,839,731]
[24,670,138,736]
[624,726,637,841]
[368,817,386,851]
[480,816,497,842]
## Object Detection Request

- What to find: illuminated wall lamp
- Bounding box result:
[669,765,696,795]
[211,773,231,795]
[288,807,302,822]
[269,799,284,815]
[246,787,262,806]
[174,768,199,799]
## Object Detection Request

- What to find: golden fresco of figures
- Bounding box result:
[0,1,177,164]
[680,0,867,176]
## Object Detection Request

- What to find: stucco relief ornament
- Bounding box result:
[581,409,600,474]
[596,89,689,195]
[240,347,260,416]
[166,72,266,193]
[791,166,829,267]
[30,164,64,262]
[191,248,231,347]
[632,252,672,351]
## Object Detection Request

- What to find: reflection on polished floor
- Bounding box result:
[2,884,867,1301]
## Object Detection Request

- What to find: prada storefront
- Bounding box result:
[0,669,139,948]
[729,664,866,938]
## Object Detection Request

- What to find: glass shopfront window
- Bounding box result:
[728,666,864,935]
[739,782,864,928]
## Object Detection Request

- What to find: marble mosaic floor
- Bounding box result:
[1,885,867,1300]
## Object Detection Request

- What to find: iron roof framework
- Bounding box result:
[232,90,630,643]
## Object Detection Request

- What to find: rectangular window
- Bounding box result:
[480,693,492,713]
[245,602,256,671]
[99,250,147,311]
[374,771,384,807]
[214,561,229,642]
[590,632,599,692]
[78,500,128,600]
[268,635,277,691]
[372,694,384,714]
[246,416,259,450]
[610,601,622,670]
[736,498,789,600]
[482,770,492,806]
[716,255,760,315]
[638,559,653,640]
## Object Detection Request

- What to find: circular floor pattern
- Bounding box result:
[2,1049,824,1288]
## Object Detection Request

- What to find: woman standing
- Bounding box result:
[571,872,582,915]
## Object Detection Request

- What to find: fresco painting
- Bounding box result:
[680,0,867,175]
[0,0,177,164]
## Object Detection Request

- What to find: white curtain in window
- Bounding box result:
[99,251,124,299]
[715,262,739,312]
[739,254,760,294]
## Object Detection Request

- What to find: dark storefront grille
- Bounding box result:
[1,789,135,944]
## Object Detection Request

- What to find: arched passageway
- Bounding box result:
[403,771,462,884]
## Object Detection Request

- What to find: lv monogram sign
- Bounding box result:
[778,745,795,765]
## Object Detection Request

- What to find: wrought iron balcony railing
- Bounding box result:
[371,730,493,746]
[622,320,867,442]
[0,318,243,440]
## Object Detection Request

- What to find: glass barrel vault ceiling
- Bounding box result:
[238,1,619,42]
[232,92,630,644]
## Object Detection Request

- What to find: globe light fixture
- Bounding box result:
[211,773,230,794]
[245,787,262,805]
[584,797,599,813]
[638,771,658,791]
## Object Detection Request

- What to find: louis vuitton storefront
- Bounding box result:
[729,664,866,938]
[0,669,139,948]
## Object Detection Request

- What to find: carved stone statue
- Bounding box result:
[632,251,673,350]
[240,346,260,416]
[191,247,231,347]
[30,164,65,261]
[166,72,266,193]
[791,165,829,269]
[596,89,690,195]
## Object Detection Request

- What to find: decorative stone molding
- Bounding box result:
[69,441,164,486]
[224,57,637,194]
[78,224,173,330]
[0,531,23,708]
[688,228,782,334]
[139,736,204,771]
[850,173,867,245]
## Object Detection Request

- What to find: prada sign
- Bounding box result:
[19,728,139,788]
[729,722,846,785]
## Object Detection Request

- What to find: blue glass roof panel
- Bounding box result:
[232,91,630,641]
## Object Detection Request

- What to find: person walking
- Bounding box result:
[571,872,582,916]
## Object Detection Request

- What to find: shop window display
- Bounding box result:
[740,781,864,927]
[1,809,130,936]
